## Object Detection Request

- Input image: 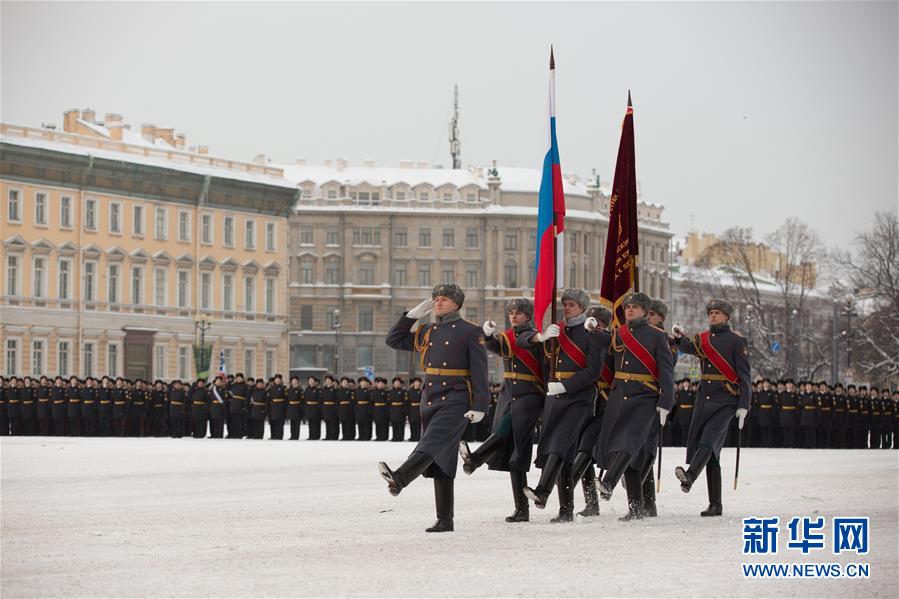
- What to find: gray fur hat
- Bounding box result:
[705,298,733,318]
[624,292,652,313]
[560,288,590,311]
[505,298,534,320]
[649,298,668,320]
[586,305,613,326]
[432,283,465,308]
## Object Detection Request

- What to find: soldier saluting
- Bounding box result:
[673,298,751,517]
[379,283,489,533]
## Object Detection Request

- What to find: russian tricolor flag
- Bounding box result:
[533,47,566,327]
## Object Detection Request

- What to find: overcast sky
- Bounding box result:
[2,1,896,249]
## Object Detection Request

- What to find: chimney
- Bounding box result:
[63,109,79,132]
[174,133,186,150]
[363,159,375,168]
[156,126,175,146]
[399,160,414,169]
[417,161,430,169]
[81,108,96,123]
[295,158,307,166]
[198,145,209,155]
[141,123,156,142]
[104,113,123,125]
[108,124,124,141]
[253,153,268,164]
[335,158,347,171]
[324,159,332,167]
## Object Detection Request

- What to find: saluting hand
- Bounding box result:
[482,321,497,337]
[407,298,435,320]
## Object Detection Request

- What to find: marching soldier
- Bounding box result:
[459,298,547,523]
[522,288,608,523]
[408,377,423,442]
[190,379,211,438]
[337,376,356,441]
[354,376,373,441]
[674,378,694,446]
[321,375,339,440]
[389,377,408,442]
[228,373,249,439]
[379,283,489,533]
[755,378,776,447]
[209,376,228,438]
[595,293,673,520]
[778,380,799,448]
[304,376,323,440]
[673,298,750,517]
[248,378,268,439]
[168,380,187,438]
[268,374,287,440]
[65,376,82,436]
[51,376,67,436]
[287,376,304,440]
[372,377,390,441]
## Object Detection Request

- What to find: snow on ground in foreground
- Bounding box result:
[1,435,897,598]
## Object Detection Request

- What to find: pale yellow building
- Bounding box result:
[1,111,296,381]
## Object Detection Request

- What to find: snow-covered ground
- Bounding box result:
[2,434,897,598]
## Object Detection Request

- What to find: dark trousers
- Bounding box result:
[858,428,869,448]
[340,419,355,441]
[870,430,881,449]
[818,428,831,449]
[270,419,285,440]
[68,416,81,436]
[170,417,184,438]
[228,412,246,438]
[375,422,389,441]
[409,418,421,442]
[759,427,773,448]
[356,419,372,441]
[882,431,893,449]
[210,418,225,438]
[193,416,208,438]
[308,418,322,440]
[248,419,265,439]
[390,421,405,442]
[54,416,67,436]
[782,426,796,448]
[98,415,112,436]
[324,419,338,440]
[0,413,8,436]
[802,426,816,449]
[38,417,51,436]
[114,417,127,437]
[290,419,302,440]
[83,415,97,437]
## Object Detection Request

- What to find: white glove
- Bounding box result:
[658,407,670,426]
[585,316,598,332]
[464,410,485,423]
[547,381,566,396]
[407,298,435,320]
[736,408,748,429]
[482,320,496,337]
[672,323,687,339]
[535,324,561,342]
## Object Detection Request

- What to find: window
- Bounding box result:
[299,304,313,330]
[299,225,314,245]
[265,277,276,313]
[201,272,212,310]
[35,192,48,225]
[132,266,144,305]
[394,263,407,286]
[108,202,121,233]
[244,275,255,313]
[467,307,479,323]
[32,340,44,376]
[528,262,536,287]
[358,260,375,285]
[223,349,233,373]
[85,199,97,231]
[394,227,407,247]
[504,260,518,288]
[326,227,340,246]
[466,193,477,203]
[418,263,431,287]
[5,339,19,375]
[569,262,577,287]
[353,227,380,246]
[223,216,234,246]
[265,350,274,379]
[356,346,373,368]
[154,267,167,306]
[529,229,537,251]
[155,207,168,239]
[244,349,255,378]
[299,257,315,284]
[442,192,452,202]
[327,189,338,199]
[443,228,455,248]
[419,191,429,202]
[6,255,20,296]
[33,257,45,298]
[133,205,144,236]
[266,222,276,251]
[466,228,479,248]
[569,231,578,254]
[223,274,233,311]
[465,264,478,288]
[58,259,72,300]
[108,344,119,378]
[358,305,374,331]
[57,341,69,376]
[201,214,213,244]
[442,263,454,282]
[108,264,119,304]
[83,343,94,378]
[8,189,21,221]
[178,210,191,242]
[178,346,189,379]
[177,270,190,308]
[396,191,406,201]
[245,220,256,249]
[84,261,96,302]
[326,306,339,329]
[60,196,72,228]
[325,258,340,284]
[419,228,431,247]
[504,232,518,251]
[154,345,166,380]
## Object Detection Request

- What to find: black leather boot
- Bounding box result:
[675,446,712,493]
[459,434,504,475]
[619,468,645,521]
[426,476,454,532]
[641,465,658,517]
[551,464,574,523]
[570,450,593,485]
[577,464,600,517]
[700,457,723,517]
[379,451,433,496]
[506,471,530,522]
[599,452,631,500]
[523,453,563,509]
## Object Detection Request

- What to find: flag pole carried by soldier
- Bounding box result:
[458,298,547,523]
[379,283,489,533]
[672,298,751,517]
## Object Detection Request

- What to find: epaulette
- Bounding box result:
[649,324,666,333]
[733,330,744,337]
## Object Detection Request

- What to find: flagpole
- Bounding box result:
[550,225,558,380]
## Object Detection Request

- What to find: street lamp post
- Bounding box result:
[194,313,213,378]
[333,308,342,375]
[790,308,800,380]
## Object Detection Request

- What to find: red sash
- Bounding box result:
[503,330,544,383]
[557,323,587,369]
[599,363,613,386]
[699,331,739,384]
[617,324,659,381]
